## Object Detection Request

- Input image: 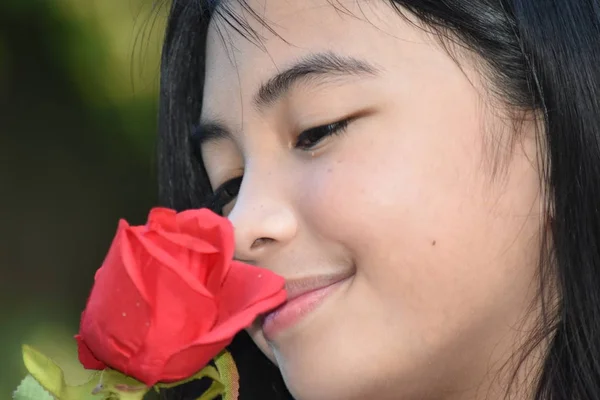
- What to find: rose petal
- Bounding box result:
[138,254,219,349]
[119,221,151,304]
[75,334,107,370]
[141,229,223,289]
[138,288,284,380]
[218,261,286,319]
[148,231,219,254]
[147,208,178,232]
[137,339,230,385]
[79,227,153,372]
[198,290,287,344]
[176,209,235,289]
[140,263,285,380]
[130,230,214,299]
[175,208,229,239]
[205,221,235,291]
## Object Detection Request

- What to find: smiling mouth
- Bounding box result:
[261,272,353,340]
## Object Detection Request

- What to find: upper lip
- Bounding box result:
[283,271,354,302]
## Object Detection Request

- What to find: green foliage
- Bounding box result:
[13,375,54,400]
[14,346,239,400]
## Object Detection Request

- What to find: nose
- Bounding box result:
[228,175,298,264]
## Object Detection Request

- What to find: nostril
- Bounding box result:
[251,237,275,249]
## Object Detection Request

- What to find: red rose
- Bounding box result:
[75,208,286,386]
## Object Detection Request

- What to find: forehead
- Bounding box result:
[206,0,380,65]
[204,2,421,94]
[201,0,456,128]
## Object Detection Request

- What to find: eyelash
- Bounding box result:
[206,118,351,214]
[295,118,350,150]
[206,176,243,215]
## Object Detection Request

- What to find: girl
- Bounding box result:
[157,0,600,399]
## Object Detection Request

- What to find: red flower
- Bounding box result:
[75,208,286,386]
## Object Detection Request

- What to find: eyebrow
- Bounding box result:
[192,51,379,146]
[254,51,379,109]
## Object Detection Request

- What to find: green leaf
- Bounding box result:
[18,345,239,400]
[21,344,101,399]
[154,368,225,400]
[91,369,150,400]
[197,380,225,400]
[20,344,151,400]
[153,350,239,400]
[154,365,221,390]
[213,351,239,400]
[13,375,55,400]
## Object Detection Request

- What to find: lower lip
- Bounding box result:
[262,279,348,340]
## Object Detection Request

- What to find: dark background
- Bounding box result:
[1,0,166,395]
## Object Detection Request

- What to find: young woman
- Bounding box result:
[157,0,600,399]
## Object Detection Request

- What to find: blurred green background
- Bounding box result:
[1,0,167,396]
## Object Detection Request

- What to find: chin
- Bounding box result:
[266,328,390,400]
[276,356,399,400]
[247,279,406,400]
[278,360,357,400]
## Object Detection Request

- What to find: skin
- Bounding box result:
[200,1,544,399]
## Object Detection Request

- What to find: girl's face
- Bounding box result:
[201,1,543,399]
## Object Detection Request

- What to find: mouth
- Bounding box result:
[261,271,353,341]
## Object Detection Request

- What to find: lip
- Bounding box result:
[262,272,352,340]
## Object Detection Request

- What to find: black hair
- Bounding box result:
[157,1,600,399]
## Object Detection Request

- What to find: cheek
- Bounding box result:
[298,98,483,260]
[297,100,541,343]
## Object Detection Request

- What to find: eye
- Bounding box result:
[205,176,242,215]
[295,118,351,150]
